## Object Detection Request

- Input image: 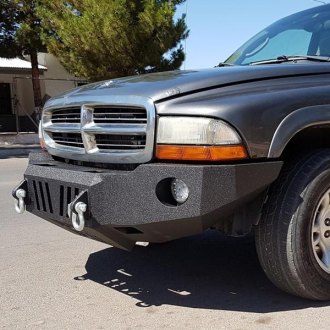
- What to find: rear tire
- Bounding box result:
[255,150,330,300]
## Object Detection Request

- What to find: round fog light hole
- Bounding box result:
[171,179,189,204]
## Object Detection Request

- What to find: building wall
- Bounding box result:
[0,53,84,132]
[0,72,35,116]
[38,53,78,98]
[15,77,36,117]
[0,53,81,117]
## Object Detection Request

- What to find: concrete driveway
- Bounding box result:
[0,155,329,329]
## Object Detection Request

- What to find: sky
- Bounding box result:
[175,0,326,69]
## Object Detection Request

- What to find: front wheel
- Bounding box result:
[255,150,330,300]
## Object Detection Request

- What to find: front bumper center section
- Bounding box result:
[16,152,282,250]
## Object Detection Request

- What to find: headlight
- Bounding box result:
[157,117,242,145]
[156,116,247,161]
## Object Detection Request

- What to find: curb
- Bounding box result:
[0,144,40,149]
[0,146,41,158]
[0,133,39,146]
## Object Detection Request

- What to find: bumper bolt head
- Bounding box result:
[325,230,330,238]
[325,218,330,226]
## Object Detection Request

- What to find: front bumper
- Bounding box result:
[15,152,282,250]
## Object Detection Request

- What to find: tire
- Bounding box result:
[255,149,330,300]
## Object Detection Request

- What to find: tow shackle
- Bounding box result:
[68,191,89,232]
[72,202,87,232]
[12,180,28,214]
[15,189,27,214]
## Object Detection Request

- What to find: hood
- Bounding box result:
[45,64,330,108]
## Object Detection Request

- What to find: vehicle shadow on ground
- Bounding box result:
[76,231,328,313]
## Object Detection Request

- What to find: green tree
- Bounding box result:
[39,0,188,81]
[0,1,20,57]
[0,0,44,114]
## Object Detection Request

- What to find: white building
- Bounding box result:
[0,53,85,133]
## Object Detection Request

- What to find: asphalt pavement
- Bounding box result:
[0,154,329,329]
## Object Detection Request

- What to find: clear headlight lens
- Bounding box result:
[157,117,242,145]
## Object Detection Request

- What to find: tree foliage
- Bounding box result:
[0,1,45,109]
[39,0,188,80]
[0,1,45,56]
[0,0,20,57]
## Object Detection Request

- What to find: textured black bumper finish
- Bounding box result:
[23,152,282,249]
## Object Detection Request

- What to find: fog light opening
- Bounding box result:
[156,178,189,207]
[171,179,189,204]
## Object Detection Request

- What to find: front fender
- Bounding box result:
[268,105,330,158]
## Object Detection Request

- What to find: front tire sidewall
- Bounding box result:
[256,150,330,300]
[294,169,330,284]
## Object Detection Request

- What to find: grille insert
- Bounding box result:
[95,134,146,150]
[51,108,81,123]
[52,133,84,148]
[93,107,147,124]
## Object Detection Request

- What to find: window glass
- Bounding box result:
[240,29,312,64]
[225,6,330,65]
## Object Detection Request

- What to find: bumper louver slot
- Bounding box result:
[32,180,80,218]
[93,107,147,124]
[32,180,53,214]
[51,108,81,123]
[59,186,80,218]
[95,134,146,150]
[52,133,84,148]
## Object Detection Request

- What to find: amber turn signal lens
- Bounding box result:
[38,122,46,150]
[39,137,47,150]
[156,145,248,161]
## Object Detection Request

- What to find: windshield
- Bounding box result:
[225,5,330,65]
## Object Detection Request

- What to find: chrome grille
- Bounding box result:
[95,134,146,150]
[51,108,81,123]
[52,133,84,148]
[42,97,155,164]
[93,107,147,124]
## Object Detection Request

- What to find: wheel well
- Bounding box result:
[281,125,330,160]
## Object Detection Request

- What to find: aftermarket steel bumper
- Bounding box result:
[13,152,282,250]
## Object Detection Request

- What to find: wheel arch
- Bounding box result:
[268,105,330,158]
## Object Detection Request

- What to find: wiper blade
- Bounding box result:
[249,55,330,65]
[215,62,234,67]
